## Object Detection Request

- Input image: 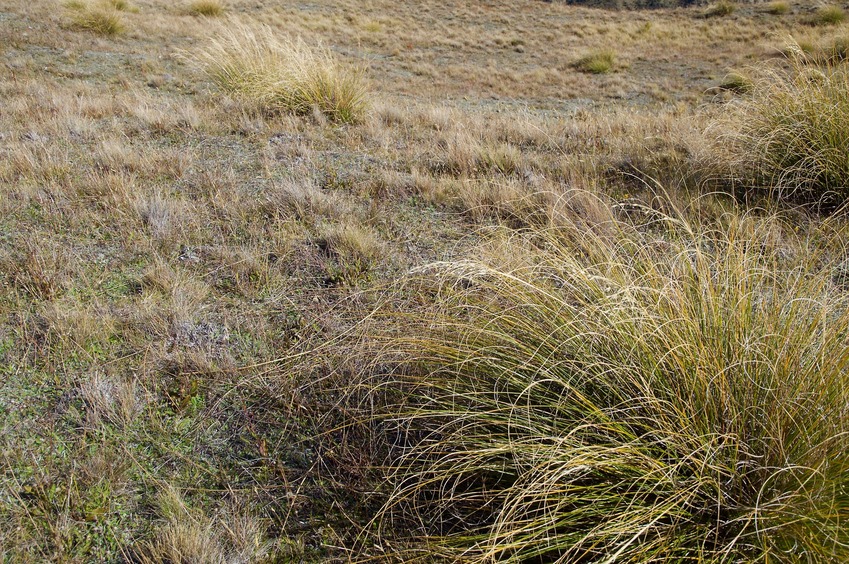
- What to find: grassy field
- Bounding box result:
[1,0,849,561]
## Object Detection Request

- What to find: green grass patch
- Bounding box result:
[765,1,790,15]
[187,0,224,17]
[718,70,753,93]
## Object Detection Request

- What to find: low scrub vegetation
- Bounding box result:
[190,23,368,122]
[720,47,849,205]
[718,70,752,93]
[6,0,849,560]
[364,200,849,561]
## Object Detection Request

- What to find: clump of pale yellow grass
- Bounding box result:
[187,0,224,17]
[189,22,368,123]
[67,3,125,35]
[717,43,849,205]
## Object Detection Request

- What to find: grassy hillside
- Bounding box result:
[1,0,848,561]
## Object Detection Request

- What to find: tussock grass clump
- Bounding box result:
[718,70,753,93]
[190,23,368,122]
[704,0,736,17]
[106,0,135,11]
[830,35,849,61]
[811,5,845,25]
[765,1,790,15]
[364,198,849,561]
[70,6,124,35]
[573,49,615,74]
[719,47,849,204]
[188,0,224,17]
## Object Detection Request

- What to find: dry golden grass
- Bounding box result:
[188,22,369,122]
[187,0,224,17]
[68,4,125,35]
[714,44,849,205]
[811,4,846,26]
[1,0,846,560]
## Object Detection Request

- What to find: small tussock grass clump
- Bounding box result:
[829,35,849,61]
[573,49,615,74]
[704,0,736,17]
[811,5,845,25]
[106,0,136,11]
[363,197,849,561]
[187,0,224,17]
[718,70,753,93]
[719,45,849,204]
[765,1,790,15]
[190,22,368,123]
[67,3,125,35]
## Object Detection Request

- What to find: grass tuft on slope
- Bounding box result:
[363,193,849,561]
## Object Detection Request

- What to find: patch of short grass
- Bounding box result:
[573,49,615,74]
[364,202,849,561]
[189,23,369,123]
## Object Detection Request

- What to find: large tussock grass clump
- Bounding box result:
[364,194,849,561]
[191,23,368,123]
[721,46,849,206]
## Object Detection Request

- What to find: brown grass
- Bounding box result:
[0,0,842,561]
